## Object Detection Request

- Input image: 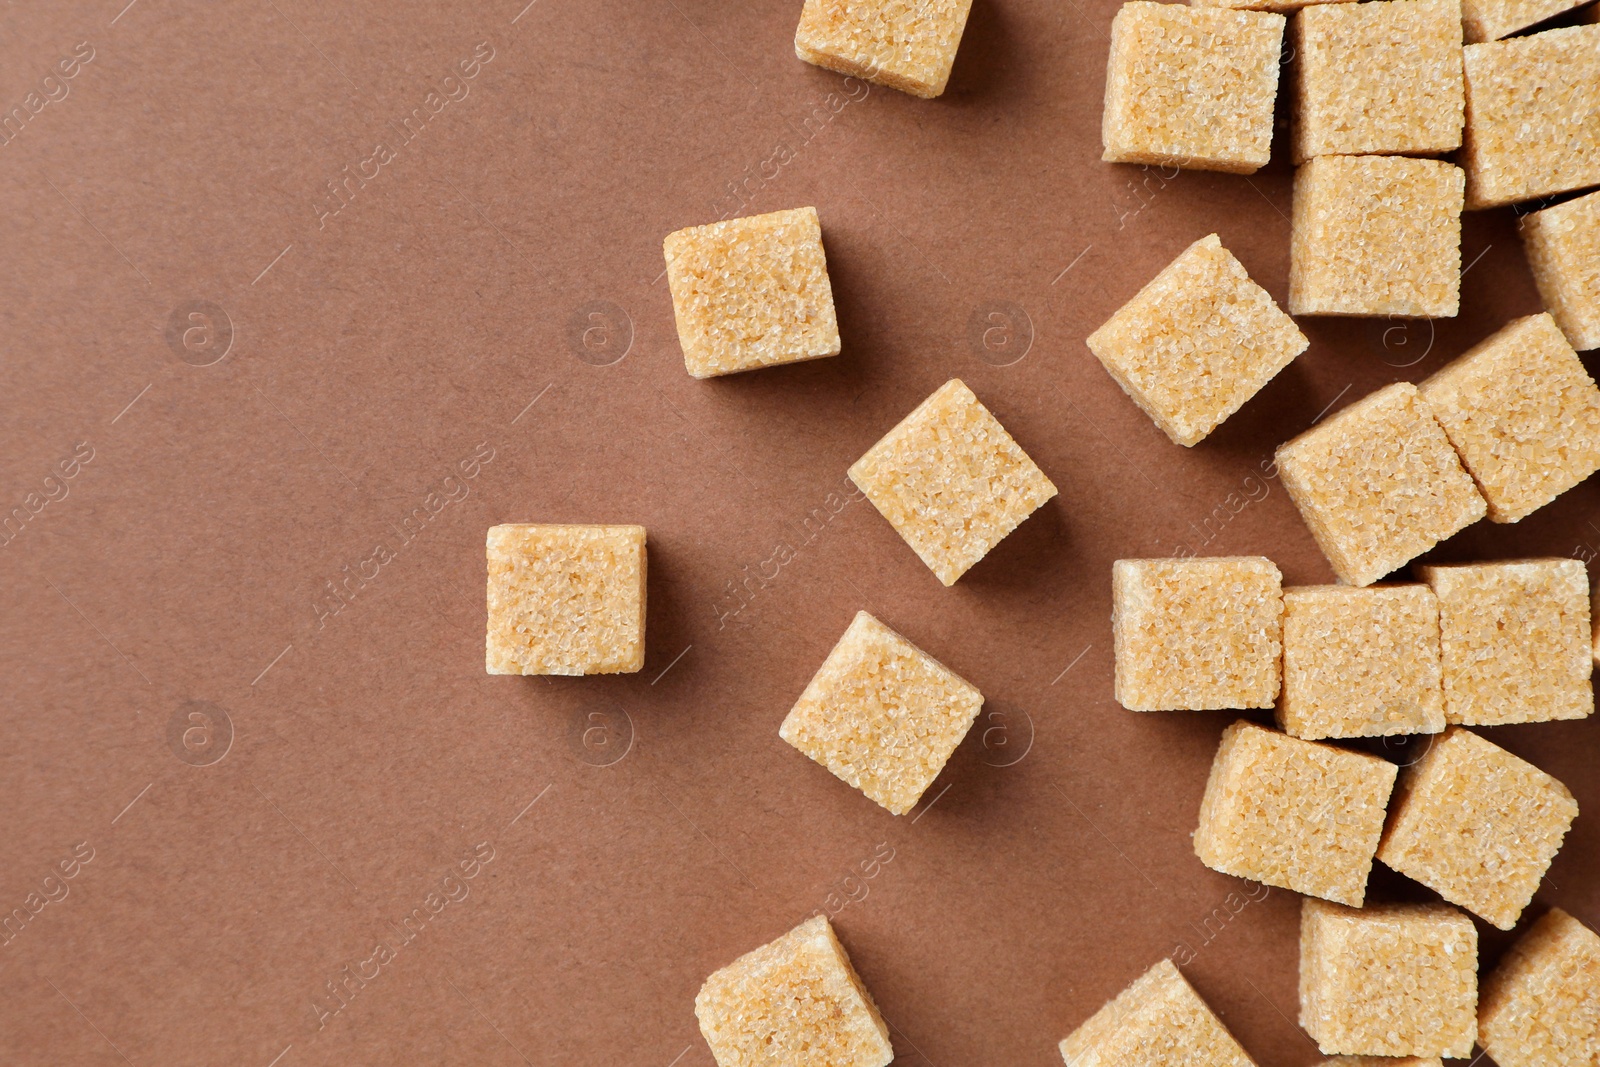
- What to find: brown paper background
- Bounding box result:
[1,1,1596,1064]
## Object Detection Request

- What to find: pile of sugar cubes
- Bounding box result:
[475,0,1600,1063]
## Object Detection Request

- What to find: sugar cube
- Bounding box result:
[795,0,973,99]
[1278,584,1445,740]
[695,914,893,1067]
[1191,0,1355,12]
[1275,383,1486,587]
[1318,1059,1444,1067]
[1479,908,1600,1067]
[1289,155,1465,317]
[1086,233,1309,446]
[1418,559,1593,726]
[485,524,646,676]
[849,378,1056,586]
[1102,3,1286,175]
[780,611,983,815]
[1521,189,1600,352]
[1112,557,1283,711]
[1461,0,1590,41]
[1059,958,1258,1067]
[1300,899,1478,1058]
[663,206,840,379]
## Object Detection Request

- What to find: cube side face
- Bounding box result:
[1086,234,1309,446]
[663,207,841,378]
[695,915,894,1067]
[795,0,974,98]
[1419,314,1600,522]
[1112,558,1284,710]
[1274,384,1486,586]
[1479,909,1600,1067]
[1289,156,1465,317]
[1279,585,1446,739]
[780,612,984,815]
[1195,721,1398,905]
[1376,728,1580,929]
[1060,959,1257,1067]
[1103,3,1285,175]
[1461,27,1600,209]
[485,524,646,675]
[1461,0,1588,41]
[1418,559,1594,726]
[1293,0,1465,162]
[849,379,1057,585]
[1521,190,1600,352]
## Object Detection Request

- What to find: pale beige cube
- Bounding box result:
[1419,560,1594,725]
[1318,1059,1445,1067]
[1462,0,1590,40]
[1377,727,1579,930]
[1059,958,1258,1067]
[1279,585,1445,740]
[663,207,840,379]
[1300,899,1478,1058]
[795,0,973,99]
[1087,234,1308,446]
[1112,557,1284,711]
[1195,720,1398,906]
[485,524,646,675]
[849,379,1056,586]
[1461,26,1600,209]
[1521,190,1600,352]
[1102,3,1286,175]
[780,611,983,815]
[1419,314,1600,523]
[695,915,893,1067]
[1276,383,1486,587]
[1289,155,1465,317]
[1292,0,1464,162]
[1479,908,1600,1067]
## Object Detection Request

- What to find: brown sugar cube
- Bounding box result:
[1418,560,1594,726]
[1461,0,1590,41]
[1376,727,1580,930]
[1292,0,1464,162]
[1191,0,1355,13]
[695,914,893,1067]
[795,0,973,99]
[485,524,645,676]
[1112,557,1283,711]
[663,207,840,379]
[1086,234,1309,447]
[1289,155,1465,317]
[1461,26,1600,209]
[1059,958,1258,1067]
[1300,899,1478,1058]
[1521,189,1600,352]
[780,611,983,815]
[1102,3,1286,175]
[1479,908,1600,1067]
[1318,1060,1445,1067]
[1419,314,1600,523]
[1275,383,1486,587]
[1279,585,1446,740]
[848,379,1056,586]
[1194,720,1398,905]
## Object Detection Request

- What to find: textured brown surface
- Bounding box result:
[795,0,975,99]
[1059,958,1257,1067]
[1479,908,1600,1067]
[1521,190,1600,353]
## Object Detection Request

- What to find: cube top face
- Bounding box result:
[1419,313,1600,523]
[1059,958,1258,1067]
[794,0,973,99]
[1292,0,1464,162]
[1377,727,1579,930]
[1417,558,1593,726]
[1462,0,1588,41]
[1299,899,1479,1058]
[1461,26,1600,209]
[1480,908,1600,1067]
[1279,584,1446,740]
[849,379,1057,586]
[1086,234,1309,446]
[1317,1059,1444,1067]
[663,207,841,379]
[485,524,646,676]
[694,915,894,1067]
[1521,190,1600,352]
[1289,155,1466,318]
[779,611,984,815]
[1112,557,1284,711]
[1194,720,1398,905]
[1276,383,1486,587]
[1102,3,1286,175]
